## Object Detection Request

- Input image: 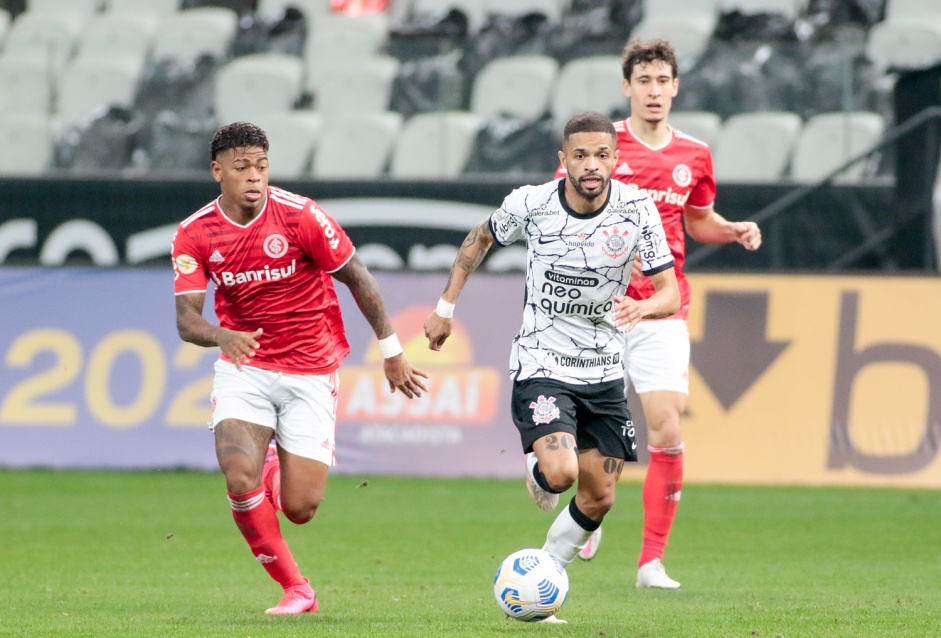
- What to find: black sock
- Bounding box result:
[568,497,601,532]
[532,461,563,494]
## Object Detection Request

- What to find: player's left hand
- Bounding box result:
[734,221,762,251]
[383,356,429,399]
[613,295,644,332]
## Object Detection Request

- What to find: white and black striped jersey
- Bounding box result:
[489,178,674,384]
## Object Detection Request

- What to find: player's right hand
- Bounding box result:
[216,327,262,370]
[423,312,452,351]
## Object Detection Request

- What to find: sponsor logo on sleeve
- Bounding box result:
[174,254,198,275]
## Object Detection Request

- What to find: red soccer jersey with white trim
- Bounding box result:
[555,119,716,320]
[172,186,355,374]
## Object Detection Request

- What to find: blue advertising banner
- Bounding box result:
[0,268,525,476]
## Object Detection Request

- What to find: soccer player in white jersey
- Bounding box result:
[552,40,762,587]
[172,122,429,615]
[425,111,680,618]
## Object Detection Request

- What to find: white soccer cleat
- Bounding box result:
[577,526,602,561]
[525,452,559,511]
[636,558,681,589]
[537,615,568,624]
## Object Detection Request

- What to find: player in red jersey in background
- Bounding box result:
[172,122,428,614]
[553,39,762,588]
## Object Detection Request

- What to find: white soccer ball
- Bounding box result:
[493,548,569,621]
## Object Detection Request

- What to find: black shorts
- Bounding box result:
[510,377,637,462]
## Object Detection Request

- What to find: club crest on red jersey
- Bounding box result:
[672,163,692,187]
[263,234,289,258]
[530,395,560,424]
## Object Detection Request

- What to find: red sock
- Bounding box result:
[639,444,684,567]
[228,487,305,590]
[262,459,282,512]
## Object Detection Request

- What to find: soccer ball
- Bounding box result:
[493,548,569,621]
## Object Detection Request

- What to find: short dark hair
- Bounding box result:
[563,111,617,142]
[621,38,678,82]
[210,122,269,160]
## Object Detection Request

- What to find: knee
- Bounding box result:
[578,490,616,520]
[283,496,323,525]
[543,465,579,493]
[223,462,262,495]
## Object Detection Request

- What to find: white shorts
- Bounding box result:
[211,360,339,466]
[624,319,690,395]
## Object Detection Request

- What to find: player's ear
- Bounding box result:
[671,77,679,97]
[210,160,223,183]
[557,149,566,167]
[621,77,631,98]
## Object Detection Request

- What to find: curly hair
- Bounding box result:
[209,122,269,160]
[563,111,616,142]
[621,38,678,82]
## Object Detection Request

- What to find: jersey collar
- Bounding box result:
[556,177,610,220]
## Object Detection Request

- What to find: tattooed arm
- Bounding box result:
[424,219,495,351]
[333,252,428,398]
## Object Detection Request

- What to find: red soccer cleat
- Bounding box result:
[265,579,319,615]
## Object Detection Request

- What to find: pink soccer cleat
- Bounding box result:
[265,579,319,615]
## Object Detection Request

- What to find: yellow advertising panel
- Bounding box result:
[615,274,941,487]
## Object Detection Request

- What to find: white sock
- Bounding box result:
[542,504,592,566]
[526,452,539,484]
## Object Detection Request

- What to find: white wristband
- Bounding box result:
[435,298,455,318]
[378,333,403,358]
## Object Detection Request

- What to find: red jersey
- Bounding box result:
[172,186,355,374]
[556,119,716,320]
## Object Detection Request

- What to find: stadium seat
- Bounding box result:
[258,0,331,23]
[311,111,402,178]
[57,54,146,124]
[866,0,941,71]
[213,53,305,124]
[718,0,803,18]
[0,10,8,45]
[713,111,803,183]
[304,12,389,94]
[314,55,400,115]
[151,7,238,63]
[1,12,85,72]
[470,54,559,120]
[409,0,487,33]
[0,57,53,115]
[106,0,180,16]
[482,0,566,23]
[75,12,159,62]
[253,110,323,178]
[551,55,626,129]
[0,113,60,175]
[668,111,722,148]
[25,0,102,17]
[790,111,885,183]
[633,0,718,67]
[390,111,482,178]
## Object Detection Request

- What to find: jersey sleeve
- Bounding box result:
[687,148,717,209]
[296,200,355,272]
[488,188,529,246]
[172,224,209,294]
[638,198,675,276]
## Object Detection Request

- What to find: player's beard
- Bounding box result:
[571,173,609,202]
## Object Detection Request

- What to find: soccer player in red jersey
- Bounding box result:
[172,122,428,614]
[554,40,762,587]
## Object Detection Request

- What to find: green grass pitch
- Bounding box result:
[1,470,938,637]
